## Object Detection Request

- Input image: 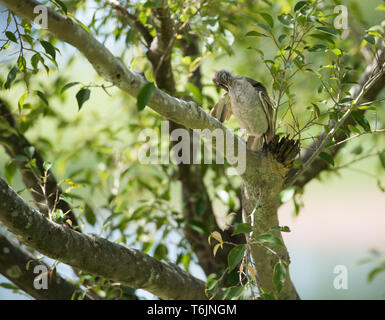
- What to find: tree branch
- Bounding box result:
[287,43,385,188]
[105,0,153,47]
[0,233,90,300]
[0,0,269,177]
[286,59,385,186]
[0,177,207,300]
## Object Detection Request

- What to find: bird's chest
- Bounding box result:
[229,86,267,134]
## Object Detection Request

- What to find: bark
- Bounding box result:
[0,177,207,300]
[0,233,89,299]
[242,151,300,299]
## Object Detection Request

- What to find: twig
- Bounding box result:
[326,128,385,149]
[286,65,385,186]
[105,0,153,46]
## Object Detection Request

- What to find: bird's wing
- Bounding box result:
[243,77,275,141]
[210,93,232,122]
[258,90,274,142]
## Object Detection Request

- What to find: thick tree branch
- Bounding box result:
[240,154,299,299]
[0,99,140,299]
[0,233,90,300]
[0,177,207,300]
[146,0,176,92]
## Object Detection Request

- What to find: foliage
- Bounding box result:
[0,0,385,299]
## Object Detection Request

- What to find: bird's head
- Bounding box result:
[212,69,234,91]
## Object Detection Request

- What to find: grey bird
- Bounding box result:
[210,70,274,151]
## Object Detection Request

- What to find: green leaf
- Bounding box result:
[245,30,267,37]
[278,34,287,42]
[257,23,270,32]
[43,161,52,171]
[4,66,18,89]
[5,31,17,43]
[224,285,244,300]
[186,82,202,104]
[294,1,307,12]
[154,243,168,260]
[35,90,49,106]
[40,40,57,60]
[53,209,64,222]
[4,161,17,184]
[310,33,335,45]
[142,241,153,253]
[18,92,28,111]
[364,35,375,45]
[260,13,274,28]
[316,27,338,36]
[308,44,327,52]
[53,0,68,14]
[319,152,335,166]
[339,97,353,105]
[377,179,385,193]
[351,111,371,132]
[255,233,284,246]
[228,244,245,272]
[367,30,383,39]
[76,88,91,110]
[31,53,41,70]
[278,14,293,26]
[379,152,385,170]
[270,226,291,233]
[311,103,320,118]
[59,194,73,205]
[368,266,385,282]
[273,261,287,293]
[232,223,253,236]
[347,124,361,134]
[137,82,156,111]
[332,48,342,56]
[17,56,26,71]
[181,253,191,272]
[84,204,96,226]
[24,146,35,158]
[0,282,19,290]
[60,82,80,94]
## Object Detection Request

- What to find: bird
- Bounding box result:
[210,70,274,151]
